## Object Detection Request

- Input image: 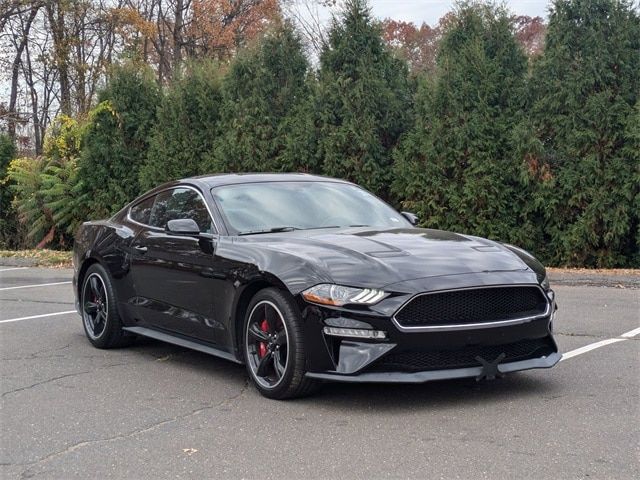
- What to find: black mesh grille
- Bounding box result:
[394,286,548,327]
[369,338,555,372]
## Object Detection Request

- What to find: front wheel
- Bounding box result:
[243,288,319,399]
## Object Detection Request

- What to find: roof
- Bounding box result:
[185,172,351,188]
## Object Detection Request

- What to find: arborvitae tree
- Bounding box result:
[139,62,224,190]
[393,3,530,244]
[529,0,640,267]
[0,134,15,175]
[213,23,316,173]
[316,0,411,198]
[0,134,21,248]
[77,63,159,218]
[626,102,640,265]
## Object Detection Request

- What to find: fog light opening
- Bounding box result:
[323,326,387,339]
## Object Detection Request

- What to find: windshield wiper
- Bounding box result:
[297,225,370,231]
[238,226,300,236]
[300,225,341,230]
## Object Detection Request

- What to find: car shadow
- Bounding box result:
[306,373,562,412]
[123,335,247,381]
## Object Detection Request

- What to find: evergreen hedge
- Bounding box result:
[315,0,412,199]
[2,0,638,267]
[140,61,223,190]
[77,63,160,219]
[393,4,532,246]
[527,0,640,266]
[212,23,316,173]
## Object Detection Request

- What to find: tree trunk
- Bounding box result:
[46,1,72,115]
[173,0,184,75]
[8,7,38,141]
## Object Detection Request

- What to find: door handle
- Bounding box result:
[133,245,148,254]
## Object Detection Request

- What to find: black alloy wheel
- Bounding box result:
[80,263,132,348]
[245,300,289,388]
[243,288,319,399]
[82,273,108,339]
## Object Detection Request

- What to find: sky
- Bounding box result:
[319,1,551,25]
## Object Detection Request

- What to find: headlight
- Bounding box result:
[302,284,387,306]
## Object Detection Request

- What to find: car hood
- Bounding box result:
[238,227,531,290]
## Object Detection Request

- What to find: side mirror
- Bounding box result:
[166,218,200,235]
[401,211,419,226]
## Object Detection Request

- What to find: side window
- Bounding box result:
[149,188,214,233]
[129,195,155,224]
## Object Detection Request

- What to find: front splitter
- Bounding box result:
[305,352,562,383]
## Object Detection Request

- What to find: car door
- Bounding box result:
[130,186,222,342]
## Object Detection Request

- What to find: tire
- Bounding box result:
[243,288,320,399]
[80,263,133,349]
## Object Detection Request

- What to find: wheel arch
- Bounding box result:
[76,254,130,323]
[76,256,101,300]
[232,273,292,361]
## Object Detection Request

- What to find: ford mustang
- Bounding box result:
[73,173,560,399]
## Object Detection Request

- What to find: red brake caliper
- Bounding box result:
[258,319,269,358]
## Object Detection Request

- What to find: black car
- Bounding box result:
[73,173,560,399]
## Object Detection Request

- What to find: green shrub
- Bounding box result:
[78,63,159,219]
[6,116,85,248]
[0,134,23,249]
[6,156,52,246]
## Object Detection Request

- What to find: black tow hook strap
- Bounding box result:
[475,352,506,381]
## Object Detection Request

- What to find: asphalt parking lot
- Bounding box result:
[1,267,638,479]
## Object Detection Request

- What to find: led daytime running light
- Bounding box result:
[323,326,387,339]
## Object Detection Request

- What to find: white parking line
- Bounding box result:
[0,310,77,324]
[0,281,71,291]
[561,326,640,361]
[0,267,29,272]
[561,338,627,361]
[621,327,640,338]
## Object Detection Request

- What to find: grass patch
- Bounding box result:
[0,249,73,268]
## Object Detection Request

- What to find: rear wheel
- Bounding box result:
[81,263,132,349]
[243,288,319,399]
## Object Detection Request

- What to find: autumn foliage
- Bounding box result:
[381,19,442,73]
[190,0,280,60]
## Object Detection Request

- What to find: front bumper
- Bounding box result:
[306,352,561,383]
[298,279,559,383]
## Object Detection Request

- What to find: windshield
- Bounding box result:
[212,181,410,235]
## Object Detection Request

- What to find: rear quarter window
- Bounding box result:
[129,195,155,225]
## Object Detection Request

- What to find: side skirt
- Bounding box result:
[123,326,242,364]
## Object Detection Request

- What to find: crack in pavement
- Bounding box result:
[1,363,132,398]
[0,344,71,362]
[1,371,91,398]
[14,378,250,477]
[555,331,608,339]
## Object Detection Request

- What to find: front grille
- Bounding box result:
[368,338,555,373]
[394,286,548,328]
